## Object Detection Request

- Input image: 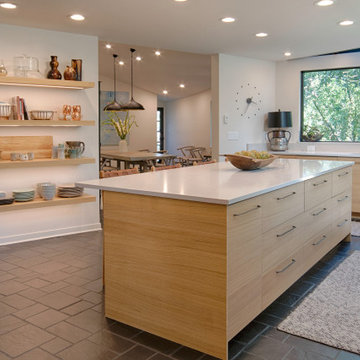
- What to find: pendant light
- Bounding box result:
[103,54,123,111]
[121,48,145,111]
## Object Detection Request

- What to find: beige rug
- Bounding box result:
[352,221,360,237]
[278,251,360,354]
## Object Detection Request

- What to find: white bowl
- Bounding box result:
[0,104,11,119]
[30,110,54,120]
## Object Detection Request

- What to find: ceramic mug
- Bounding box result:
[20,153,28,161]
[10,152,19,161]
[68,149,78,159]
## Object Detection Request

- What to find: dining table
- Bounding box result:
[100,150,177,172]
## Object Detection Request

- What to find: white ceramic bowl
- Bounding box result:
[30,110,54,120]
[0,104,11,119]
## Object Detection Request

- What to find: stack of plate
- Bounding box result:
[0,197,14,205]
[13,189,35,202]
[57,184,84,198]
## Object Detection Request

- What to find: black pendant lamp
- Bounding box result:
[121,48,145,111]
[104,54,123,111]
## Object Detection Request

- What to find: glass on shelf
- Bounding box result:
[0,59,7,77]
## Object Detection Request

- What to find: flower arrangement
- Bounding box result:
[103,111,138,140]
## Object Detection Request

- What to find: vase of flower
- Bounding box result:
[119,139,128,153]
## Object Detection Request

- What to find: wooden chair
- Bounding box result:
[150,163,182,172]
[100,168,139,178]
[177,145,202,166]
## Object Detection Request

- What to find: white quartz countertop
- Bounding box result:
[76,159,353,205]
[271,150,360,158]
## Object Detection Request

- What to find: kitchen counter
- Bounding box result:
[78,159,353,360]
[77,159,352,205]
[271,150,360,157]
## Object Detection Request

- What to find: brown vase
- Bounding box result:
[47,56,62,80]
[71,59,82,81]
[64,66,77,80]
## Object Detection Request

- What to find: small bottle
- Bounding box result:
[0,59,7,77]
[57,144,65,159]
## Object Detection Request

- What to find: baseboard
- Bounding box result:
[0,223,102,245]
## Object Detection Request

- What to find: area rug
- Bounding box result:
[351,221,360,237]
[277,251,360,354]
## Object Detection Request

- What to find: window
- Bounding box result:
[301,67,360,142]
[156,107,164,151]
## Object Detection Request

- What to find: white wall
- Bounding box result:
[213,54,276,156]
[163,90,211,156]
[0,24,100,244]
[100,76,157,152]
[276,52,360,151]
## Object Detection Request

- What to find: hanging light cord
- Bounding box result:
[113,54,118,102]
[130,48,136,100]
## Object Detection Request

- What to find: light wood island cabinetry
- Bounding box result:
[78,160,353,360]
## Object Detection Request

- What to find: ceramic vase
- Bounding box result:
[47,56,62,80]
[64,66,77,80]
[119,139,128,153]
[71,59,82,81]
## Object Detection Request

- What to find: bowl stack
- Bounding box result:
[57,185,84,198]
[37,183,56,201]
[0,103,12,120]
[13,189,35,202]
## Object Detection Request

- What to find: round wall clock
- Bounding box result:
[235,83,262,119]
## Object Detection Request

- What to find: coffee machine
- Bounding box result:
[267,110,292,151]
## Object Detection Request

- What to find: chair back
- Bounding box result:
[150,164,182,172]
[193,160,216,166]
[100,168,139,178]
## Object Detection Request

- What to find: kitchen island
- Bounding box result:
[77,159,353,360]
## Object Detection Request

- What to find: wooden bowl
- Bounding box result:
[225,154,277,170]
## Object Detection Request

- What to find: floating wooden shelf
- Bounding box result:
[0,77,95,89]
[0,157,96,169]
[0,194,96,213]
[0,120,95,127]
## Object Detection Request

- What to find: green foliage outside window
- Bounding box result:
[301,67,360,142]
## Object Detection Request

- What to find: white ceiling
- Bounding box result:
[0,0,359,62]
[99,41,211,101]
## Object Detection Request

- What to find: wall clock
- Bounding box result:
[235,83,262,119]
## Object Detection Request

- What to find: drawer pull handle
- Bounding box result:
[338,171,350,178]
[338,196,349,202]
[277,192,296,201]
[233,205,261,217]
[276,225,296,238]
[313,235,327,246]
[337,219,348,228]
[276,259,296,274]
[312,208,327,217]
[313,180,328,187]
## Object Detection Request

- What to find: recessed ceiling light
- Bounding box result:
[174,0,188,2]
[221,17,236,23]
[136,56,142,61]
[284,52,292,57]
[338,20,354,26]
[155,51,161,56]
[119,61,124,65]
[256,32,268,38]
[0,2,16,9]
[314,0,334,6]
[163,90,168,95]
[105,44,111,49]
[179,84,185,88]
[70,14,85,21]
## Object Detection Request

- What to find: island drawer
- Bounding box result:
[262,182,305,232]
[303,226,335,272]
[228,197,262,240]
[332,167,352,196]
[305,173,332,211]
[302,198,333,240]
[262,213,306,273]
[333,212,351,242]
[262,246,304,309]
[332,190,352,217]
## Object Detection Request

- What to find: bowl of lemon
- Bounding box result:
[225,150,277,170]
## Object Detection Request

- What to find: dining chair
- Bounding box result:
[100,168,139,178]
[150,163,182,172]
[193,160,217,166]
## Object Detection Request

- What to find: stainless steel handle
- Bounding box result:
[313,180,328,187]
[276,259,296,274]
[312,208,327,217]
[338,171,350,177]
[277,192,296,201]
[313,235,327,246]
[233,205,261,217]
[337,219,348,228]
[276,225,296,238]
[338,195,349,202]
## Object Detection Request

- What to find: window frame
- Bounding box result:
[300,65,360,143]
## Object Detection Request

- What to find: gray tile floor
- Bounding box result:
[0,231,359,360]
